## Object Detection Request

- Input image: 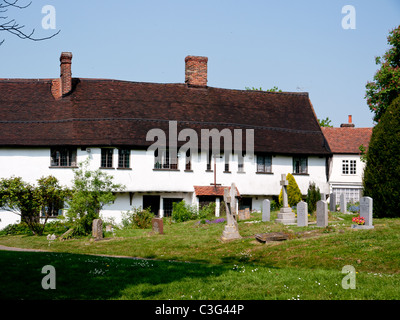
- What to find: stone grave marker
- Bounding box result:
[238,207,251,221]
[152,217,164,234]
[221,183,241,241]
[297,201,308,227]
[92,219,103,240]
[329,193,336,212]
[262,199,270,222]
[352,196,374,230]
[340,193,347,214]
[316,200,328,227]
[275,174,296,224]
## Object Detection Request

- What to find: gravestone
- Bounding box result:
[262,199,270,222]
[92,219,103,240]
[238,208,251,221]
[316,200,328,227]
[221,183,241,241]
[340,193,347,214]
[329,193,336,212]
[358,196,374,229]
[297,201,308,227]
[152,217,164,234]
[275,174,296,224]
[105,224,113,232]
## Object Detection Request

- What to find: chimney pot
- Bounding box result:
[340,114,355,127]
[60,52,73,96]
[185,55,208,87]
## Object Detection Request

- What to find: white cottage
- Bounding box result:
[0,52,332,228]
[322,116,372,204]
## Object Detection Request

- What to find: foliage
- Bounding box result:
[363,96,400,218]
[365,25,400,122]
[359,144,367,163]
[172,200,198,222]
[245,86,282,92]
[122,206,154,229]
[0,176,68,235]
[66,160,125,235]
[306,182,321,214]
[279,173,303,207]
[198,202,216,219]
[318,117,333,127]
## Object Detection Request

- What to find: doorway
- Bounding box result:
[143,195,160,216]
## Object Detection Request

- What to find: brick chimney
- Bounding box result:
[340,115,355,127]
[60,52,73,95]
[185,55,208,87]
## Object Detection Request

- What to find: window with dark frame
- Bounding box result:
[293,156,308,174]
[154,149,178,170]
[101,148,114,168]
[185,150,191,171]
[257,155,272,173]
[50,147,77,167]
[118,149,130,168]
[342,160,356,175]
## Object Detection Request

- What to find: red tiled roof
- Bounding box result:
[321,127,373,154]
[0,78,331,155]
[194,185,240,197]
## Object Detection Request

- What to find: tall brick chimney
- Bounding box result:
[185,55,208,87]
[340,115,355,127]
[60,52,73,95]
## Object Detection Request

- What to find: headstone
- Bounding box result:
[329,193,336,212]
[359,196,374,229]
[105,224,113,232]
[152,217,164,234]
[238,208,251,221]
[316,200,328,227]
[92,219,103,240]
[340,193,347,214]
[297,201,308,227]
[275,174,296,224]
[262,199,270,222]
[221,183,241,241]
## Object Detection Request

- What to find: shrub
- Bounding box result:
[306,182,321,214]
[198,202,216,219]
[172,201,197,222]
[363,96,400,217]
[122,206,153,229]
[279,173,303,207]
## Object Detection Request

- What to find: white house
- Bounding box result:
[0,52,332,229]
[322,116,372,204]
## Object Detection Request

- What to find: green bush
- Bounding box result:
[172,201,198,222]
[198,202,216,219]
[279,173,303,207]
[363,96,400,217]
[0,222,32,236]
[306,182,321,214]
[122,206,154,229]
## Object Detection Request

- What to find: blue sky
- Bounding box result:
[1,0,399,128]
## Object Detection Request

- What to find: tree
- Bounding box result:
[245,86,282,92]
[318,117,333,127]
[365,25,400,122]
[279,173,303,207]
[306,182,321,214]
[0,0,60,45]
[0,175,68,235]
[363,96,400,218]
[66,160,125,235]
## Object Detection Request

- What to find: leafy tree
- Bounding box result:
[365,25,400,121]
[306,182,321,213]
[279,173,303,207]
[66,160,125,235]
[363,96,400,218]
[0,175,68,235]
[245,86,282,92]
[318,117,333,127]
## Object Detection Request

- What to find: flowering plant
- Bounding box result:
[352,216,365,225]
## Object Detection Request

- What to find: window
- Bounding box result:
[293,157,308,174]
[333,188,361,204]
[163,198,183,217]
[342,160,356,175]
[238,155,244,172]
[118,149,130,168]
[101,148,114,168]
[185,150,191,171]
[41,200,64,217]
[154,149,178,170]
[50,148,77,167]
[257,155,272,173]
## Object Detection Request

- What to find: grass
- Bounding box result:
[1,211,400,300]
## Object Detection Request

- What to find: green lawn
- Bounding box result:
[1,211,400,300]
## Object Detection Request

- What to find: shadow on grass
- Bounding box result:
[0,250,233,300]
